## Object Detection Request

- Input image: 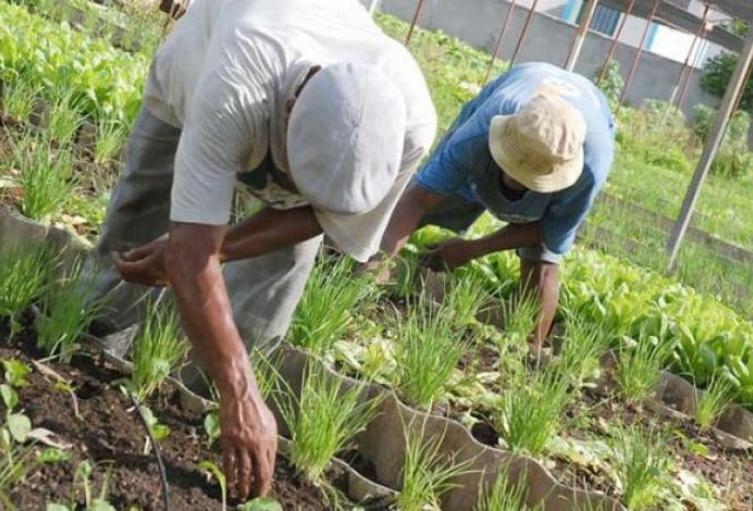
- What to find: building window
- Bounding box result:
[563,0,622,37]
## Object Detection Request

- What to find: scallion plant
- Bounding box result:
[495,292,540,355]
[0,243,52,338]
[94,120,127,166]
[279,365,381,483]
[393,295,467,409]
[289,257,375,355]
[615,337,673,405]
[37,258,105,363]
[694,375,734,431]
[557,312,611,387]
[476,464,540,511]
[0,76,38,122]
[131,303,189,401]
[442,272,488,326]
[46,88,82,145]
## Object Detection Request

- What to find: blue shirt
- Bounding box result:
[416,62,615,260]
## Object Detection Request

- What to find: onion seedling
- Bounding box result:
[46,88,82,145]
[0,243,52,338]
[37,259,105,363]
[442,272,488,326]
[495,292,540,356]
[130,303,189,401]
[615,337,673,405]
[393,295,468,409]
[0,76,38,122]
[94,120,127,166]
[397,421,470,511]
[476,464,541,511]
[290,257,375,355]
[557,312,611,387]
[694,375,734,431]
[279,365,381,483]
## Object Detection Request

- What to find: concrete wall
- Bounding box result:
[369,0,722,119]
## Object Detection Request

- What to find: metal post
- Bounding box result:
[510,0,540,66]
[597,0,635,86]
[565,0,600,72]
[667,29,753,270]
[483,0,518,85]
[669,5,710,108]
[368,0,382,16]
[405,0,427,46]
[617,0,660,112]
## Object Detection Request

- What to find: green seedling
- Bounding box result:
[138,404,170,455]
[442,272,488,326]
[0,243,52,338]
[203,410,220,448]
[37,259,105,363]
[557,313,611,388]
[130,303,188,401]
[0,76,38,122]
[393,295,468,408]
[50,460,117,511]
[238,497,283,511]
[397,420,471,511]
[2,359,31,388]
[12,135,74,222]
[198,460,227,511]
[290,257,376,354]
[694,375,734,431]
[493,365,574,456]
[46,88,82,145]
[476,464,541,511]
[608,423,670,511]
[495,292,540,356]
[616,337,673,405]
[94,120,126,166]
[279,365,381,483]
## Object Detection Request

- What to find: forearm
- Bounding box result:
[462,222,542,260]
[380,185,445,257]
[220,206,322,263]
[520,259,560,347]
[167,224,259,398]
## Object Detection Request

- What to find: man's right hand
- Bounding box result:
[219,386,278,500]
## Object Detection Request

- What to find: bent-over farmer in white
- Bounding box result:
[372,63,614,353]
[87,0,436,499]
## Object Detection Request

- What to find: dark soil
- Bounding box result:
[0,318,330,510]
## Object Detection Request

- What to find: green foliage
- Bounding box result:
[0,243,52,337]
[0,74,38,122]
[476,464,540,511]
[2,359,31,388]
[130,303,188,401]
[616,337,673,405]
[290,257,376,355]
[198,460,227,511]
[46,88,82,145]
[279,365,381,483]
[693,105,753,178]
[700,52,753,112]
[693,375,734,431]
[595,59,623,109]
[239,498,283,511]
[94,120,127,166]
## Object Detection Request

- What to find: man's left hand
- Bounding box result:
[114,237,170,287]
[419,238,473,272]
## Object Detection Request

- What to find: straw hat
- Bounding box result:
[489,94,586,193]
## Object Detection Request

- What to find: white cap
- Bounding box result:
[287,62,407,215]
[489,94,587,193]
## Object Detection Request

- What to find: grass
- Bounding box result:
[608,423,670,511]
[36,258,104,363]
[12,135,74,222]
[693,375,734,431]
[493,366,574,456]
[279,365,381,483]
[392,295,468,408]
[130,302,189,400]
[396,421,470,511]
[289,257,376,355]
[615,338,673,405]
[475,464,540,511]
[0,76,38,122]
[0,243,52,338]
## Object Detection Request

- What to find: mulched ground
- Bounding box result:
[1,316,330,510]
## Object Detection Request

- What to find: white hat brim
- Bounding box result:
[489,115,584,194]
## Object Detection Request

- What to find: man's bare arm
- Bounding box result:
[379,184,445,256]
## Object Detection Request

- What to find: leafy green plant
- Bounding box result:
[608,424,670,510]
[279,365,381,483]
[694,375,734,431]
[198,460,227,511]
[137,404,170,455]
[289,257,375,355]
[12,134,74,222]
[130,303,188,400]
[37,259,104,363]
[595,59,623,109]
[392,295,468,408]
[0,243,51,338]
[615,337,673,405]
[493,365,574,456]
[238,498,283,511]
[2,359,31,388]
[397,421,470,511]
[476,464,540,511]
[700,51,753,112]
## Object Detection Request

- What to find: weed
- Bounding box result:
[12,135,74,221]
[476,464,540,511]
[608,423,670,510]
[615,337,673,405]
[37,259,105,363]
[279,365,381,483]
[493,366,574,456]
[397,421,470,511]
[694,375,734,431]
[0,243,52,338]
[130,302,188,401]
[393,295,467,408]
[290,257,375,355]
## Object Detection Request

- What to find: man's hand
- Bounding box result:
[357,253,394,285]
[114,237,169,287]
[419,238,474,272]
[220,386,277,500]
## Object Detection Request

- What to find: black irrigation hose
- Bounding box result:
[130,393,170,511]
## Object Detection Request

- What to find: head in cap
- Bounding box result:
[287,62,407,215]
[488,94,587,194]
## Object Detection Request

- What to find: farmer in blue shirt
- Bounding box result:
[375,62,615,351]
